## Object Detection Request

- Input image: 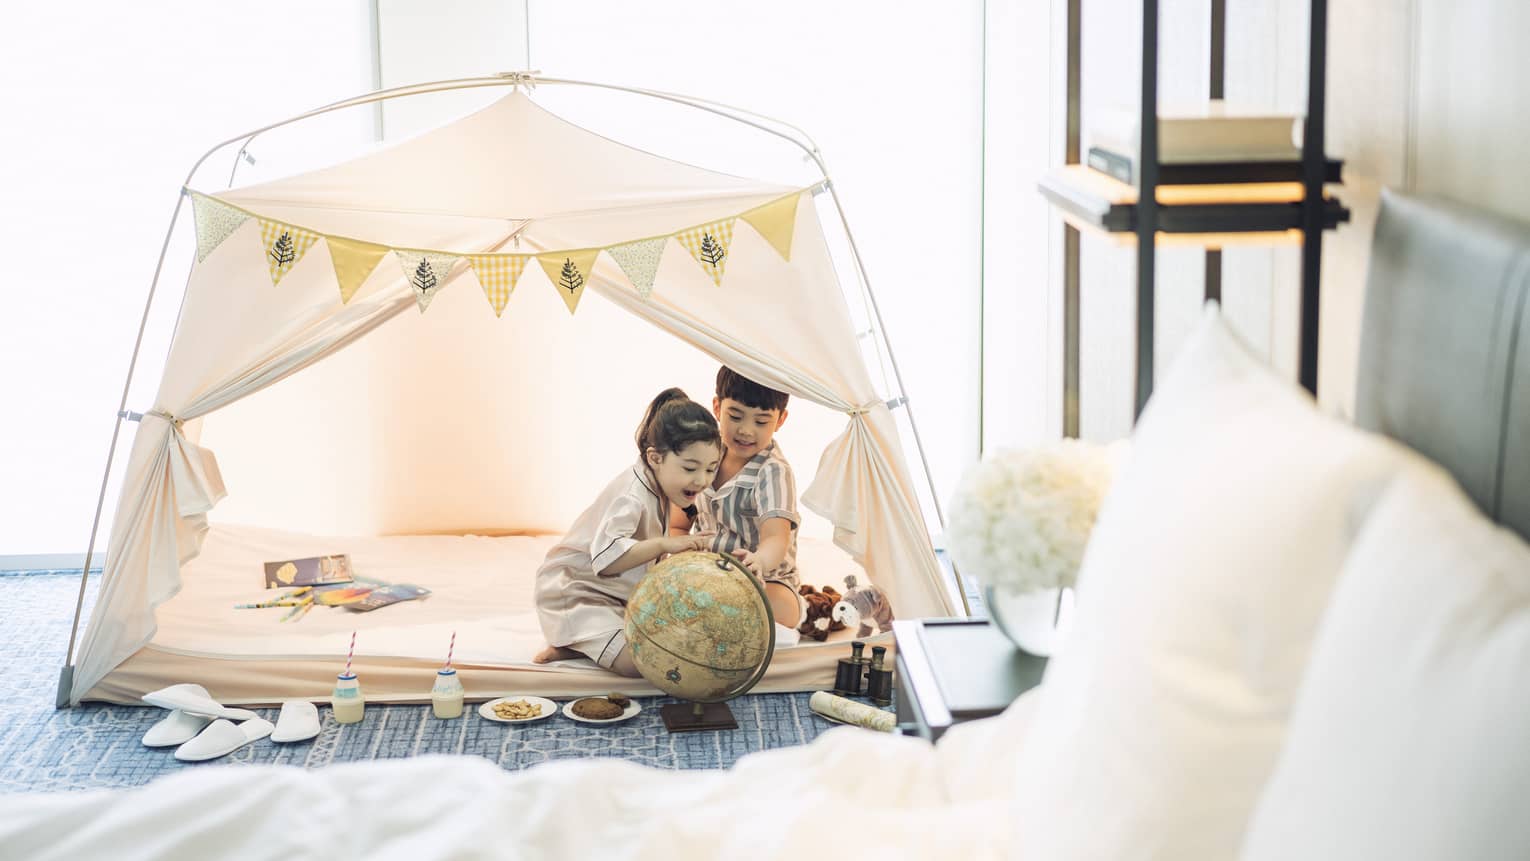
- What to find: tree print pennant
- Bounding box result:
[394,250,461,312]
[675,219,735,287]
[258,219,321,286]
[740,192,801,261]
[466,254,528,317]
[536,249,600,315]
[190,192,250,264]
[605,237,667,299]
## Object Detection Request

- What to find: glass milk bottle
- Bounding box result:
[331,671,365,724]
[431,668,465,719]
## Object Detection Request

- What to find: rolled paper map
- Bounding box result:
[809,691,896,732]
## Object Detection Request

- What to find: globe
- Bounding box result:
[624,551,774,725]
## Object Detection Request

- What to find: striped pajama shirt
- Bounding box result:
[696,441,801,589]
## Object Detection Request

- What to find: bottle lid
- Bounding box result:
[337,671,357,681]
[437,668,457,676]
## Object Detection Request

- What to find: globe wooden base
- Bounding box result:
[660,701,738,733]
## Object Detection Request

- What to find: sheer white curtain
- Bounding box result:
[0,2,373,560]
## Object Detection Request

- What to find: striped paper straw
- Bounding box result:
[445,631,456,670]
[344,631,356,676]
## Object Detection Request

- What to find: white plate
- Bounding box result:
[561,697,642,724]
[478,696,558,724]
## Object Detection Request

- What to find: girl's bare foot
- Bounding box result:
[532,645,582,664]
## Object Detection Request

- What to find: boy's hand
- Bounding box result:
[730,548,766,579]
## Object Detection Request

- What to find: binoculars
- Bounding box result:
[833,641,893,706]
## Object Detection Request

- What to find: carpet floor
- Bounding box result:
[0,570,864,794]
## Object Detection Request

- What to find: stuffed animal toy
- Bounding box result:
[832,574,894,638]
[796,584,846,642]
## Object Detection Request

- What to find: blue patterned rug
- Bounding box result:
[0,571,862,794]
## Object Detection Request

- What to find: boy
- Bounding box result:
[671,366,802,627]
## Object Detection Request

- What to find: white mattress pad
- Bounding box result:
[151,523,861,668]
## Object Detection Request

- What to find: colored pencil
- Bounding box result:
[279,596,314,622]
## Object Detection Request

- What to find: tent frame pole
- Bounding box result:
[61,72,963,706]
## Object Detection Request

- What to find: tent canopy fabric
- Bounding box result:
[70,91,951,704]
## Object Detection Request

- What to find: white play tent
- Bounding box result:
[61,75,956,706]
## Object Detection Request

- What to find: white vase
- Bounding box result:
[984,584,1069,657]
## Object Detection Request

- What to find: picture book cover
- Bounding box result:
[311,583,376,606]
[262,555,355,589]
[344,584,431,612]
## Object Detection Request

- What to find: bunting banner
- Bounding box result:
[606,237,667,299]
[394,250,461,312]
[190,193,250,264]
[740,192,800,261]
[327,236,390,304]
[536,249,601,315]
[675,219,735,287]
[466,254,528,317]
[190,186,808,314]
[258,219,322,286]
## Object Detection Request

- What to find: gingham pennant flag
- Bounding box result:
[258,219,322,286]
[536,249,601,315]
[394,250,460,313]
[675,219,735,287]
[466,254,528,317]
[190,193,250,263]
[740,192,800,261]
[605,237,667,299]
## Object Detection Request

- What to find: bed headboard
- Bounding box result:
[1355,190,1530,541]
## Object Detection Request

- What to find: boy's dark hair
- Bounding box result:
[636,387,721,457]
[715,366,789,413]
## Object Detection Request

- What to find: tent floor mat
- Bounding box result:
[81,523,883,704]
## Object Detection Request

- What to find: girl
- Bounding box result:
[532,388,722,677]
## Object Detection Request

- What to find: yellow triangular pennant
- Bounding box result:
[605,237,667,299]
[326,236,390,304]
[190,192,250,264]
[536,249,601,315]
[258,219,322,286]
[394,250,461,313]
[466,254,529,317]
[740,193,801,261]
[675,219,735,287]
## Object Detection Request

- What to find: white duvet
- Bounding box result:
[0,696,1033,860]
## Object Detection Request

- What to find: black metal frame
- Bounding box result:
[1058,0,1340,431]
[1204,0,1226,305]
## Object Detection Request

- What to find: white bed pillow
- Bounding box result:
[1241,464,1530,860]
[1008,307,1416,859]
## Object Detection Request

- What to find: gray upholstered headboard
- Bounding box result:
[1355,190,1530,541]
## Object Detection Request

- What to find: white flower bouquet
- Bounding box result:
[946,439,1120,596]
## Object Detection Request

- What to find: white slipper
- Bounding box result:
[174,718,274,762]
[142,683,258,721]
[270,701,321,743]
[143,709,214,747]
